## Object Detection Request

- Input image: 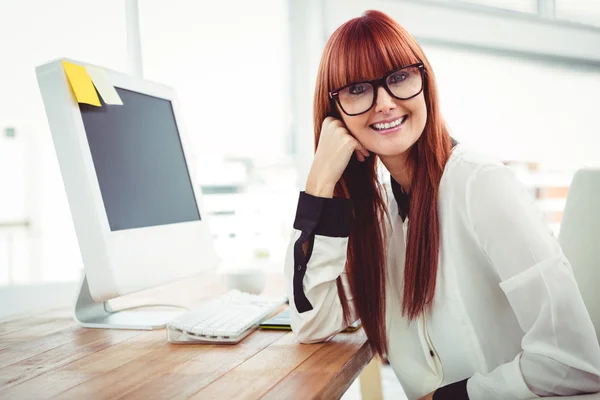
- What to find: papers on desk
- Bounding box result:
[259,309,361,332]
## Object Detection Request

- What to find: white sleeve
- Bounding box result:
[465,163,600,399]
[285,192,358,343]
[285,231,356,343]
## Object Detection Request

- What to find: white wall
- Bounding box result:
[425,44,600,168]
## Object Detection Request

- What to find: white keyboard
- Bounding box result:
[166,290,288,344]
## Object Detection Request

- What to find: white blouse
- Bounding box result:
[285,144,600,400]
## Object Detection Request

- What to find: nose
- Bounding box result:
[374,86,396,114]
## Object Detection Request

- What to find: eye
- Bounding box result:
[348,83,369,95]
[388,72,408,84]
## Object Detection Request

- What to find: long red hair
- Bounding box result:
[313,10,453,357]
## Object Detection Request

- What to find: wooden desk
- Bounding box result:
[0,273,373,399]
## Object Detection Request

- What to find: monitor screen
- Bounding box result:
[79,88,200,231]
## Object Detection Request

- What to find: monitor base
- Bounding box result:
[73,273,186,330]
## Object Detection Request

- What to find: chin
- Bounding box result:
[376,148,410,158]
[371,135,418,157]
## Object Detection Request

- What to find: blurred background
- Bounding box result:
[1,0,599,326]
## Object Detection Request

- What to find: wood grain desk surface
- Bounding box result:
[0,272,373,399]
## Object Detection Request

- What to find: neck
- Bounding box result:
[379,152,412,193]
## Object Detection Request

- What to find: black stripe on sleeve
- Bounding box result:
[291,192,352,313]
[433,378,469,400]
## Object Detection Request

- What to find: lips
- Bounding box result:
[369,115,408,135]
[370,115,408,131]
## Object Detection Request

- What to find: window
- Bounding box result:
[139,0,294,271]
[139,0,290,161]
[451,0,538,13]
[0,0,127,284]
[425,44,600,167]
[424,44,600,233]
[556,1,600,27]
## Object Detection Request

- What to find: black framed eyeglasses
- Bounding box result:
[329,63,425,116]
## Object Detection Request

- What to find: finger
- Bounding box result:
[355,142,370,158]
[324,116,339,130]
[328,119,342,131]
[355,149,365,162]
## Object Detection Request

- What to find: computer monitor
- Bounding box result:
[35,58,218,330]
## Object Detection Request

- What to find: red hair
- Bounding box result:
[313,10,453,357]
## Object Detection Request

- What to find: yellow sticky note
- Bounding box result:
[62,61,101,107]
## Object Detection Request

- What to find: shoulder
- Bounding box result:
[445,143,505,179]
[442,143,514,190]
[442,144,536,226]
[440,143,523,210]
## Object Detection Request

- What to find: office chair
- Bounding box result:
[558,168,600,343]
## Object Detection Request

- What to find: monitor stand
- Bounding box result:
[73,273,186,330]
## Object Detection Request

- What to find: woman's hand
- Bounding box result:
[305,117,370,198]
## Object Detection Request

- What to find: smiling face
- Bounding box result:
[336,74,428,158]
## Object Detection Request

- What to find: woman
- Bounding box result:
[285,10,600,400]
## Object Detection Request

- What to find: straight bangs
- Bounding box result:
[327,18,421,92]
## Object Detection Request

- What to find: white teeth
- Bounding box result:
[373,116,406,130]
